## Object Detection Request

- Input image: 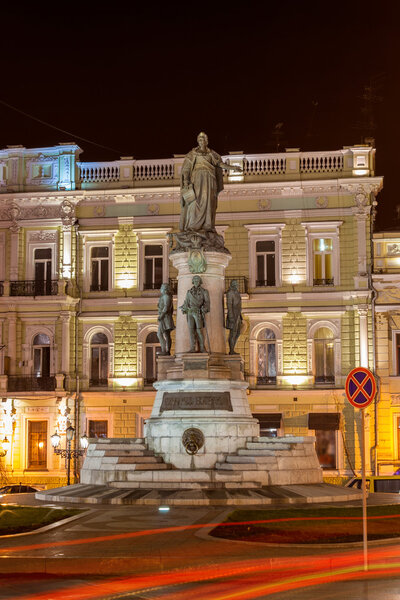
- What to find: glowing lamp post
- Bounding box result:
[51,426,88,485]
[0,436,10,458]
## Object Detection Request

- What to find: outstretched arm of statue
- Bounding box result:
[219,160,243,173]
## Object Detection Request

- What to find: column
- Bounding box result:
[355,212,368,276]
[358,306,369,368]
[60,312,71,374]
[9,231,19,281]
[62,228,72,279]
[7,313,17,375]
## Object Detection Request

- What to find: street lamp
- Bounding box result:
[0,437,10,458]
[51,426,88,485]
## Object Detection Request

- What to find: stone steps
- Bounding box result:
[117,456,164,464]
[104,450,155,457]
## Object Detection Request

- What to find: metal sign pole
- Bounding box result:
[361,408,368,571]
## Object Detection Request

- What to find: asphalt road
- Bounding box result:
[0,492,400,599]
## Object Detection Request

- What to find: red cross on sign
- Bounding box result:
[345,367,376,409]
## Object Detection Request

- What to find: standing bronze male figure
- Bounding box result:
[180,275,210,353]
[226,279,242,355]
[157,283,174,355]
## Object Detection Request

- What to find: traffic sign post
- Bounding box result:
[345,367,377,572]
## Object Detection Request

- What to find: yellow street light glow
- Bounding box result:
[113,377,138,387]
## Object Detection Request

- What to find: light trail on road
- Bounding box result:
[8,545,400,600]
[1,513,399,554]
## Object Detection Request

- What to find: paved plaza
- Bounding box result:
[0,492,400,598]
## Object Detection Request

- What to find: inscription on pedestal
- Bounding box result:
[160,391,232,412]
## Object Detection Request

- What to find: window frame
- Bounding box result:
[249,320,283,388]
[26,231,58,281]
[302,221,342,287]
[81,232,117,293]
[392,331,400,376]
[90,246,110,292]
[307,319,341,385]
[245,224,285,289]
[136,230,170,292]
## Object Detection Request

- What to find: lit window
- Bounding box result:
[34,248,52,295]
[256,241,276,287]
[144,245,163,290]
[88,420,108,439]
[90,333,108,387]
[308,413,340,470]
[90,247,109,292]
[257,328,276,384]
[145,331,161,384]
[33,333,51,378]
[313,238,333,285]
[315,429,337,469]
[396,334,400,376]
[28,421,47,469]
[314,327,334,383]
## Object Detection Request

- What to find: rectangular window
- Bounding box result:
[28,421,47,469]
[396,334,400,376]
[315,430,336,469]
[88,420,108,439]
[253,413,282,438]
[308,413,340,470]
[313,238,333,285]
[256,240,276,287]
[144,245,163,290]
[90,347,108,386]
[90,247,109,291]
[34,248,52,295]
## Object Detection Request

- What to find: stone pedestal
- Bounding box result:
[170,251,230,354]
[145,249,259,470]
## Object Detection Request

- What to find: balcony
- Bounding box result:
[7,375,56,392]
[313,278,334,286]
[89,378,108,388]
[143,281,162,291]
[225,276,248,294]
[10,280,58,296]
[257,376,277,386]
[255,279,276,288]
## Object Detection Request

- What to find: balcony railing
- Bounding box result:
[257,376,277,385]
[143,281,162,291]
[10,280,58,296]
[315,375,335,384]
[225,276,248,294]
[313,278,334,286]
[90,284,108,292]
[255,279,276,288]
[77,149,352,187]
[89,378,108,387]
[7,375,56,392]
[168,278,178,294]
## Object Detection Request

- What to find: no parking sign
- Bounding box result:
[345,367,376,409]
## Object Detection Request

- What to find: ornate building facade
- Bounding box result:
[0,142,383,486]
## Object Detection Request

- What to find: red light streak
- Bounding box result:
[1,513,399,555]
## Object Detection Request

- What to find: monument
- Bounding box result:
[76,133,327,502]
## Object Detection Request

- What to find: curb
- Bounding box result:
[0,507,92,539]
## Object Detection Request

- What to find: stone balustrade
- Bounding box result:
[77,147,371,189]
[0,144,375,193]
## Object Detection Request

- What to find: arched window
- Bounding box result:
[90,332,108,387]
[257,328,276,384]
[145,331,160,384]
[314,327,334,383]
[33,333,51,377]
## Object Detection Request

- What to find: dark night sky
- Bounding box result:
[1,1,399,230]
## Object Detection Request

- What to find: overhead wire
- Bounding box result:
[0,99,123,155]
